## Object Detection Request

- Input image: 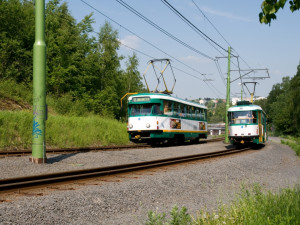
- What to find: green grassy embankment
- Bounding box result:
[281,136,300,156]
[0,111,129,150]
[0,79,130,150]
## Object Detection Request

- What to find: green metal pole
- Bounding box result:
[241,86,243,101]
[225,47,231,144]
[30,0,47,163]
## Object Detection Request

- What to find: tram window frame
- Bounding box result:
[230,111,257,124]
[130,104,152,116]
[163,100,172,116]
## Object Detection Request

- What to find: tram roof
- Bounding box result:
[228,104,263,112]
[128,93,207,109]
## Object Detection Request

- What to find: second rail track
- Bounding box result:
[0,143,253,193]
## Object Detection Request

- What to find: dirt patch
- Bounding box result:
[0,95,31,111]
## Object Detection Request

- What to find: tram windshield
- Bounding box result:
[229,111,257,124]
[130,104,162,116]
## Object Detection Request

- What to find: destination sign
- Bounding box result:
[132,97,150,102]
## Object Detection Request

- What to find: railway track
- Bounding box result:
[0,143,253,193]
[0,137,224,157]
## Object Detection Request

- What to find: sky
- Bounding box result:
[58,0,300,100]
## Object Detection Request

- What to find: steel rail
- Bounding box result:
[0,144,150,156]
[0,144,248,192]
[0,138,225,157]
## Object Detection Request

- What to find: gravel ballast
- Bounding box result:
[0,138,300,225]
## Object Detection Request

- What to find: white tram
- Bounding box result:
[228,101,267,145]
[127,93,208,144]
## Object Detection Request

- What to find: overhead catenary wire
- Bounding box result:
[115,0,215,61]
[81,0,225,98]
[191,1,256,83]
[161,0,228,57]
[191,0,232,49]
[120,41,205,81]
[160,0,246,97]
[80,0,207,77]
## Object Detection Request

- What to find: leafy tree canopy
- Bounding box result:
[259,0,300,25]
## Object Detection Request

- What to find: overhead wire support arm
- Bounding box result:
[230,68,269,83]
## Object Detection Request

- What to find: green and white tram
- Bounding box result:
[127,93,208,144]
[228,101,267,145]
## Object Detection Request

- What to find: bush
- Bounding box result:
[47,93,89,116]
[0,79,32,103]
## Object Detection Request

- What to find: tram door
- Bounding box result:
[258,111,262,142]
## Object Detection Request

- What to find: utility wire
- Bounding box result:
[80,0,207,77]
[214,60,226,87]
[115,0,215,61]
[81,0,222,98]
[161,0,244,96]
[191,1,253,74]
[161,0,228,56]
[191,0,232,48]
[120,41,204,81]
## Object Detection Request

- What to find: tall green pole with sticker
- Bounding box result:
[225,47,231,144]
[30,0,47,163]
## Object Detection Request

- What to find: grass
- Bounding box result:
[0,110,129,150]
[145,185,300,225]
[281,136,300,156]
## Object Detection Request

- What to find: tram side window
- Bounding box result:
[163,101,172,116]
[186,106,190,118]
[195,108,200,119]
[173,102,179,116]
[199,109,204,120]
[252,111,257,123]
[179,104,185,117]
[191,107,196,119]
[152,104,162,115]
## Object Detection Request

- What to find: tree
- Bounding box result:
[123,53,143,93]
[259,0,300,25]
[0,0,34,83]
[91,21,124,117]
[289,64,300,134]
[265,66,300,135]
[119,53,144,118]
[45,0,82,95]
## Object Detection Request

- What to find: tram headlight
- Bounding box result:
[129,124,133,129]
[146,123,151,128]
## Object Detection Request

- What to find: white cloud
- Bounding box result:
[119,35,140,49]
[201,7,253,22]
